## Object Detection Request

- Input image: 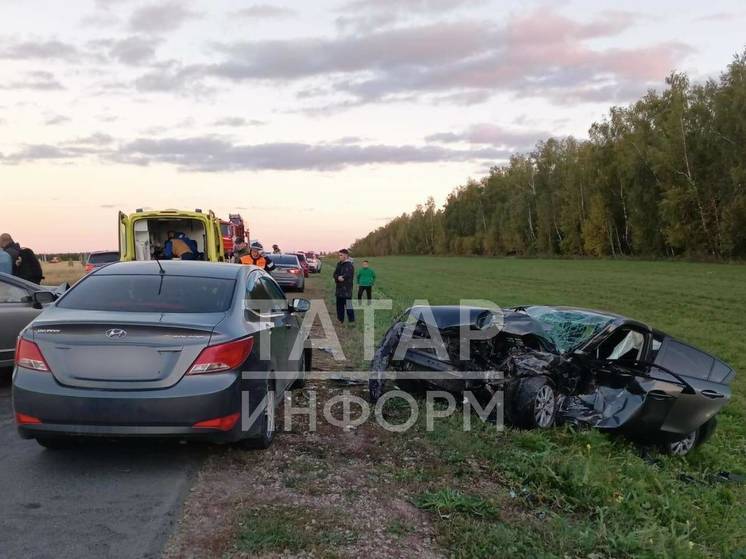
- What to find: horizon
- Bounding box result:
[2,0,746,253]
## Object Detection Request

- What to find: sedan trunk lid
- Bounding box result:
[29,309,226,390]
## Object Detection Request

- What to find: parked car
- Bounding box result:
[85,250,120,273]
[0,273,67,369]
[119,208,225,262]
[371,305,734,455]
[13,261,310,450]
[269,254,305,292]
[293,252,310,277]
[305,252,322,273]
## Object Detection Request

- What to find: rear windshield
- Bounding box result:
[220,223,231,236]
[272,255,300,266]
[295,254,307,262]
[58,275,235,313]
[88,252,120,264]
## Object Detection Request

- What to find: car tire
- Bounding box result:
[511,376,557,429]
[662,417,718,456]
[36,437,76,450]
[663,429,700,456]
[238,380,276,450]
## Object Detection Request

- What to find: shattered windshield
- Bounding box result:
[524,306,615,353]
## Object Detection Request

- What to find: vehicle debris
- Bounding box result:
[370,305,735,455]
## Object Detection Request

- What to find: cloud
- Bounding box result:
[179,9,689,107]
[0,38,79,61]
[111,137,509,171]
[338,0,482,11]
[426,123,550,150]
[90,35,162,65]
[213,117,265,127]
[234,5,295,19]
[66,133,116,145]
[335,0,483,31]
[0,136,509,171]
[44,114,71,126]
[0,71,65,91]
[128,2,198,33]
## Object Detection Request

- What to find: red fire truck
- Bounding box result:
[220,214,247,259]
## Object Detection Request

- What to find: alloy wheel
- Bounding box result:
[534,385,556,428]
[669,431,697,455]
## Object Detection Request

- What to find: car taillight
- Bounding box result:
[289,268,301,275]
[15,412,42,425]
[193,412,241,431]
[16,338,51,372]
[187,337,254,375]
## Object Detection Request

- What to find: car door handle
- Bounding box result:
[701,390,725,399]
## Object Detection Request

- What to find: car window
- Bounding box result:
[87,252,120,264]
[0,282,29,303]
[272,255,300,266]
[654,339,715,380]
[58,275,235,313]
[596,327,646,361]
[245,273,285,313]
[261,277,287,311]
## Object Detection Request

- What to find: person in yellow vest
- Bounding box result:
[239,241,276,272]
[164,231,196,260]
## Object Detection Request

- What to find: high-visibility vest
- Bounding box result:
[240,254,268,268]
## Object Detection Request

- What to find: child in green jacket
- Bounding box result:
[357,260,376,303]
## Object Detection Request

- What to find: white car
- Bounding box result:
[305,252,322,273]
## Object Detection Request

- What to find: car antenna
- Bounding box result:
[154,257,166,275]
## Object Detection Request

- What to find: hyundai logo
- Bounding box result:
[105,328,128,339]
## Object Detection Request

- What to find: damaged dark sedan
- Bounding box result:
[370,305,735,455]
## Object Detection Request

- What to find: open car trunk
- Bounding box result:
[133,218,207,261]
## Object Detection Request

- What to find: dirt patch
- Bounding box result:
[162,276,445,559]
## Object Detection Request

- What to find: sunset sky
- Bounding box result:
[1,0,745,253]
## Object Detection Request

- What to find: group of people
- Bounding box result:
[333,249,377,324]
[0,233,43,284]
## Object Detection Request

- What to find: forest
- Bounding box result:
[351,52,746,259]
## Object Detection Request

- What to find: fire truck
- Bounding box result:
[220,214,247,259]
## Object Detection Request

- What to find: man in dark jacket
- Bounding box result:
[333,249,355,323]
[0,233,43,284]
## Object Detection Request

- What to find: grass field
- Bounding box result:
[41,261,85,286]
[350,256,746,558]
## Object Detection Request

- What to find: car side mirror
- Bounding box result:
[31,291,57,309]
[289,298,311,313]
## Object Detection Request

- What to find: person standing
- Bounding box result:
[333,249,355,323]
[0,233,43,284]
[239,242,276,272]
[357,260,376,303]
[0,246,11,275]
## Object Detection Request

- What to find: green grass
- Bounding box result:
[342,256,746,558]
[235,505,356,556]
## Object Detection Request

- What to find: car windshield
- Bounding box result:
[220,223,231,235]
[88,252,120,264]
[524,306,615,353]
[295,254,306,262]
[272,255,300,266]
[58,274,235,313]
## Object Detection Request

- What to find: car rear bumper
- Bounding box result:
[13,367,267,442]
[274,277,304,288]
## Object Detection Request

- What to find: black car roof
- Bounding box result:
[93,261,245,279]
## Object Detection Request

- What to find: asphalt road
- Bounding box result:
[0,369,206,559]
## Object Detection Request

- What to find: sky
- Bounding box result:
[1,0,745,253]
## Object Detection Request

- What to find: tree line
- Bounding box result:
[351,52,746,259]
